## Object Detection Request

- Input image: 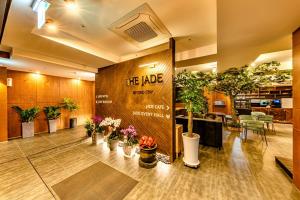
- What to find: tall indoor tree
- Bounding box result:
[175,70,213,167]
[213,61,291,122]
[176,71,213,137]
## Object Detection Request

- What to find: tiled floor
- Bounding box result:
[0,124,300,200]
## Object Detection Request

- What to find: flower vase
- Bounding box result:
[92,132,97,145]
[108,139,119,151]
[123,145,135,158]
[104,126,113,142]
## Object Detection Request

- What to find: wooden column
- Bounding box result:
[293,28,300,189]
[0,67,7,142]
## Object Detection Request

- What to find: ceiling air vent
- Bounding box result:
[109,3,171,48]
[124,22,158,42]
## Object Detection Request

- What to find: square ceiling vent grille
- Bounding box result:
[124,22,158,42]
[109,3,171,48]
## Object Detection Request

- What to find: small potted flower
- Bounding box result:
[92,115,104,143]
[121,125,138,158]
[84,119,94,137]
[100,117,121,142]
[107,130,120,151]
[139,136,157,168]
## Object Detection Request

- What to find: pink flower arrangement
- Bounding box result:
[121,125,137,137]
[121,125,138,146]
[92,115,103,125]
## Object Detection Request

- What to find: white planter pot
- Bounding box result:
[48,119,57,133]
[182,133,200,167]
[22,122,34,138]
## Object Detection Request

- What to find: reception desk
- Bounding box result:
[251,107,293,124]
[176,116,223,149]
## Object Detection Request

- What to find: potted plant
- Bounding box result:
[227,121,241,132]
[84,119,94,137]
[175,71,213,168]
[100,117,121,142]
[92,115,104,144]
[12,106,40,138]
[107,130,120,150]
[84,116,104,144]
[44,106,61,133]
[139,136,157,168]
[61,98,79,128]
[121,125,138,158]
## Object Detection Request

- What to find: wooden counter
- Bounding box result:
[252,107,293,124]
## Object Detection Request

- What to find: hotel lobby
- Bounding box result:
[1,0,300,200]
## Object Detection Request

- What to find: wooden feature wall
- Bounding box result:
[293,28,300,189]
[7,70,95,138]
[95,49,175,159]
[206,91,232,114]
[0,67,7,141]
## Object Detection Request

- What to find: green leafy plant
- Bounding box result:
[61,98,79,113]
[175,71,213,137]
[84,119,94,137]
[44,106,61,120]
[227,121,241,128]
[213,61,290,123]
[108,130,120,141]
[12,106,40,123]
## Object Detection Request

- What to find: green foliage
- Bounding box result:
[12,106,40,123]
[213,62,290,121]
[61,98,79,112]
[44,106,61,120]
[213,66,255,97]
[108,130,120,141]
[84,119,94,136]
[214,61,289,97]
[175,71,213,113]
[227,121,241,128]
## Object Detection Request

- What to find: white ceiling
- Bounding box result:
[254,50,292,70]
[217,0,300,70]
[175,62,217,75]
[2,0,299,79]
[0,0,217,80]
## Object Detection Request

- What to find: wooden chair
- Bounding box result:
[243,120,267,145]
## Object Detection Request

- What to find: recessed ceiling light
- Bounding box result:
[64,0,78,11]
[45,19,57,32]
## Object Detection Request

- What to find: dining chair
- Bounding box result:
[242,120,267,145]
[251,111,266,117]
[258,115,275,133]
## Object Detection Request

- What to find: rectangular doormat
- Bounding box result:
[52,161,138,200]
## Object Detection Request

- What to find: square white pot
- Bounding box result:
[48,119,57,133]
[22,122,34,138]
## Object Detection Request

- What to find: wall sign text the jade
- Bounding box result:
[127,73,163,86]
